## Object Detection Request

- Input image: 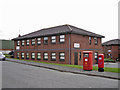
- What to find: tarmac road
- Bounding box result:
[2,61,119,88]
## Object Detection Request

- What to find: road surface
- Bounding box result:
[2,61,119,88]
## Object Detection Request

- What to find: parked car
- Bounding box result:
[0,52,6,61]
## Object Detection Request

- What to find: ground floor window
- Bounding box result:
[94,52,98,60]
[37,52,41,60]
[59,52,65,61]
[21,52,24,59]
[79,52,81,60]
[43,52,48,60]
[26,53,29,59]
[31,53,35,59]
[17,52,19,58]
[51,52,56,61]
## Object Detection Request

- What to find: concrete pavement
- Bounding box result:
[6,58,119,80]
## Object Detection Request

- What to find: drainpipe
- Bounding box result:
[69,33,71,64]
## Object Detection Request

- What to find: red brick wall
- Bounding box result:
[70,34,103,65]
[14,33,103,65]
[102,45,120,60]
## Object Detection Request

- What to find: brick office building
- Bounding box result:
[13,24,104,65]
[102,39,120,61]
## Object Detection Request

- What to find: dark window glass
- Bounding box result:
[89,37,91,45]
[21,40,24,46]
[17,52,19,58]
[94,37,98,45]
[17,40,20,46]
[79,52,81,60]
[94,52,98,60]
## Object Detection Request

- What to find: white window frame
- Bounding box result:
[59,52,65,61]
[51,52,56,60]
[21,52,24,59]
[43,52,48,60]
[17,40,20,46]
[26,39,29,45]
[31,52,35,59]
[26,52,29,59]
[31,38,35,45]
[94,37,98,45]
[51,36,56,44]
[37,52,41,60]
[60,35,65,43]
[21,40,24,46]
[37,38,41,45]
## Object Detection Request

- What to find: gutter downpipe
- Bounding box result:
[69,33,71,64]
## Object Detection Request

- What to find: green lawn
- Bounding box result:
[7,58,120,73]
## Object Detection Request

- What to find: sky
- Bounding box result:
[0,0,119,43]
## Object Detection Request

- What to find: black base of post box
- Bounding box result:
[98,68,104,72]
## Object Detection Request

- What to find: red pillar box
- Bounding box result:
[98,54,104,72]
[83,51,93,71]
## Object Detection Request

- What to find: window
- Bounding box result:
[37,53,41,60]
[17,52,19,58]
[21,40,24,46]
[94,52,98,60]
[26,53,29,59]
[43,52,48,60]
[37,38,41,45]
[31,53,35,59]
[26,39,29,46]
[44,37,48,44]
[51,52,56,61]
[119,45,120,50]
[59,52,65,61]
[21,52,24,59]
[51,36,56,44]
[17,40,20,46]
[79,52,81,60]
[31,38,35,45]
[59,35,65,43]
[94,37,98,45]
[89,37,91,45]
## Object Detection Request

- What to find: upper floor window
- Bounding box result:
[59,35,65,43]
[51,52,56,61]
[37,38,41,45]
[43,52,48,60]
[17,40,20,46]
[59,52,65,61]
[26,39,29,46]
[21,52,24,59]
[119,45,120,50]
[89,37,91,45]
[51,36,56,44]
[31,52,35,59]
[94,52,98,60]
[21,40,24,46]
[44,37,48,44]
[94,37,98,45]
[26,52,29,59]
[37,52,41,60]
[31,38,35,45]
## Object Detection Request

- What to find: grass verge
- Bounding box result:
[7,58,120,73]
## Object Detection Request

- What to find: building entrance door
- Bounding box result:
[74,52,78,65]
